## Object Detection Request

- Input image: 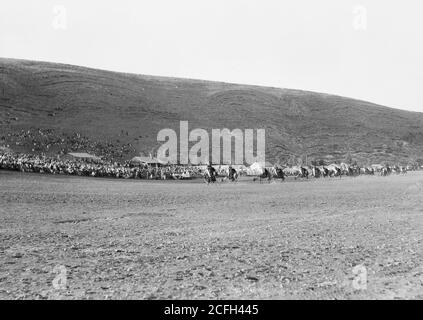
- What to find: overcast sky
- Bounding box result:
[1,0,422,112]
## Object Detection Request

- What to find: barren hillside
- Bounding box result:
[1,58,422,165]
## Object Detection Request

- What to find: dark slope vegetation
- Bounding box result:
[1,58,422,164]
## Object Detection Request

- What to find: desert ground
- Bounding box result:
[0,171,422,300]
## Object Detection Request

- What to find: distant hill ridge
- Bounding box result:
[1,58,422,165]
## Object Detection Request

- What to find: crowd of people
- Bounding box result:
[0,152,204,180]
[1,128,137,161]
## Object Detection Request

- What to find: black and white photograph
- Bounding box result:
[0,0,422,305]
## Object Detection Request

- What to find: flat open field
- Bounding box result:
[0,171,422,300]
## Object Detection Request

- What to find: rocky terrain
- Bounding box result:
[0,171,422,299]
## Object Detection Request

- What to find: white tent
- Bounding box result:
[247,162,268,175]
[371,164,384,170]
[131,156,165,166]
[67,152,101,162]
[232,164,248,173]
[327,163,341,169]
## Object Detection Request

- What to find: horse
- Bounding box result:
[311,166,320,178]
[325,165,341,178]
[284,166,306,180]
[204,166,218,184]
[380,166,391,176]
[227,167,239,182]
[254,168,272,183]
[364,167,375,175]
[300,166,309,179]
[273,167,285,181]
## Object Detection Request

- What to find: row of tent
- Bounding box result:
[64,152,262,169]
[64,154,165,165]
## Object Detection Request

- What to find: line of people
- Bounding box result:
[0,152,204,180]
[0,151,414,182]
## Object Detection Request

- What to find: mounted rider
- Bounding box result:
[274,165,285,180]
[228,165,238,182]
[205,163,217,183]
[300,166,309,178]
